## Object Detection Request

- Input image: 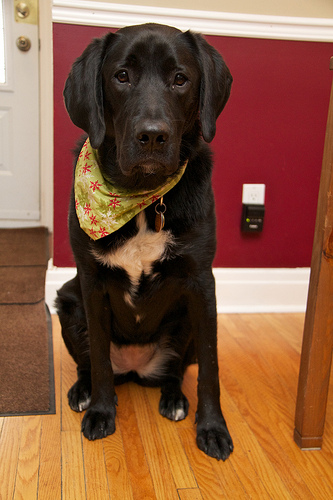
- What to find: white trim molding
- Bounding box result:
[214,267,310,314]
[46,265,310,314]
[39,0,54,230]
[52,0,333,42]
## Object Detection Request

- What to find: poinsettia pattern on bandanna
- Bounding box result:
[74,138,188,240]
[90,180,102,192]
[108,198,121,210]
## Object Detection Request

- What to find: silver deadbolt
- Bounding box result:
[16,36,31,52]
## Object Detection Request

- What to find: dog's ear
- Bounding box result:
[183,32,232,143]
[63,33,115,149]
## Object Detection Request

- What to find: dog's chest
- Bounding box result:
[92,212,173,287]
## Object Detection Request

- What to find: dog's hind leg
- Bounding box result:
[158,339,196,422]
[55,275,92,412]
[159,375,189,422]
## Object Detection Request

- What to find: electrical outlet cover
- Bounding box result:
[242,184,266,205]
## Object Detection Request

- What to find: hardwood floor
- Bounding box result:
[1,313,333,499]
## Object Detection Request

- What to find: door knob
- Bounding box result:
[16,36,31,52]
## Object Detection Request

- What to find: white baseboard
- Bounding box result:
[52,0,333,42]
[214,267,309,313]
[46,265,310,315]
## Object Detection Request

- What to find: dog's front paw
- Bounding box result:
[196,424,234,461]
[68,378,91,412]
[81,405,116,440]
[159,392,189,421]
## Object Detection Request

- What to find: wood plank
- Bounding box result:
[233,313,300,395]
[212,400,272,499]
[39,413,62,499]
[0,417,23,500]
[116,383,157,500]
[62,431,86,499]
[220,387,293,499]
[39,314,62,499]
[103,429,134,499]
[179,366,253,497]
[82,437,110,499]
[14,416,42,499]
[178,427,227,500]
[146,387,197,489]
[221,314,299,416]
[178,488,203,500]
[265,313,304,353]
[129,383,179,500]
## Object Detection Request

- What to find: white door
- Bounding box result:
[0,0,40,226]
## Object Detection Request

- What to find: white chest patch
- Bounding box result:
[92,212,174,288]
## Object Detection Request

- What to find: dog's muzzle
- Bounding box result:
[135,120,170,153]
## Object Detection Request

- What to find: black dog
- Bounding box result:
[56,23,233,461]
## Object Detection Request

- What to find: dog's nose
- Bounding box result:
[136,121,169,151]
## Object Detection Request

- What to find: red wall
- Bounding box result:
[53,23,333,268]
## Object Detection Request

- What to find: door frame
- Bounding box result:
[39,0,53,231]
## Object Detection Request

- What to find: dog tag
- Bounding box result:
[155,197,166,232]
[155,212,165,232]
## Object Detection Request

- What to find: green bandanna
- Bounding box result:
[74,138,187,240]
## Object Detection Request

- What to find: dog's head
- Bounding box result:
[64,24,232,188]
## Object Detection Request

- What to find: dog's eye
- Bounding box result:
[115,71,129,83]
[174,74,187,87]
